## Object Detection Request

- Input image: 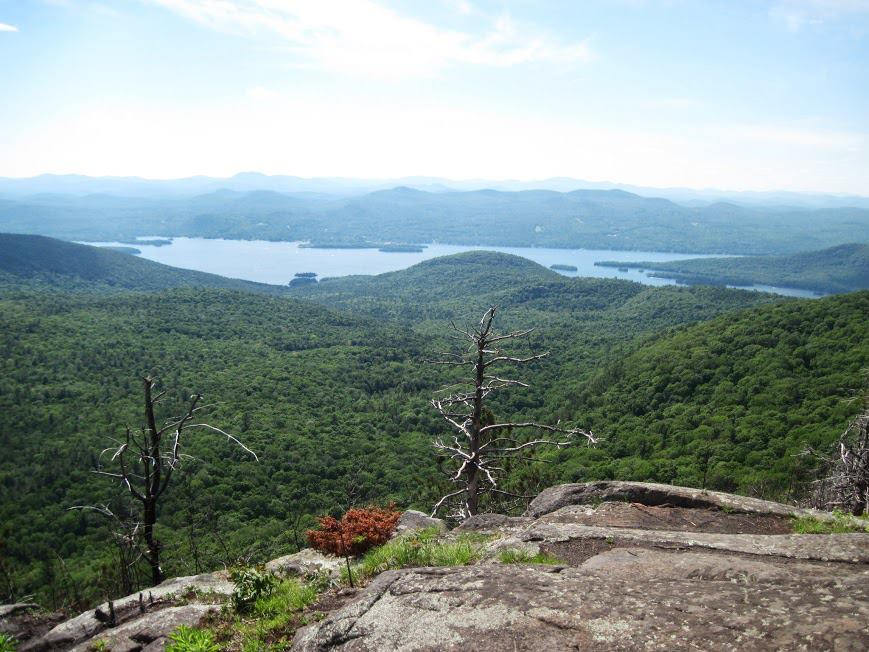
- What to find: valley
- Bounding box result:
[4,3,869,648]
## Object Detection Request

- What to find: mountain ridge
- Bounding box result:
[2,172,868,209]
[4,186,866,254]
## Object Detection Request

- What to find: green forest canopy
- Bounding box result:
[1,242,867,609]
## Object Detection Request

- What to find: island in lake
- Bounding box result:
[550,264,578,271]
[299,242,378,249]
[121,238,173,247]
[288,272,318,287]
[379,244,426,253]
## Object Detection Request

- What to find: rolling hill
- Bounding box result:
[554,290,869,495]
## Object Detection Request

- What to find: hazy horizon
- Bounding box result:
[1,170,868,201]
[1,1,868,194]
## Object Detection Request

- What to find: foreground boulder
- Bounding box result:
[21,572,232,651]
[68,605,219,652]
[391,510,446,538]
[266,548,344,578]
[294,482,869,651]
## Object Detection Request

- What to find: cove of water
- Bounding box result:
[86,237,821,299]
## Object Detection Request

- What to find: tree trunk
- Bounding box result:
[467,342,485,516]
[142,499,163,585]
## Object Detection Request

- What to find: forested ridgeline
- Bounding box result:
[596,243,869,294]
[2,187,868,253]
[1,247,866,612]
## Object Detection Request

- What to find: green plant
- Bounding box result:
[497,548,562,565]
[346,528,484,583]
[209,579,320,651]
[792,511,869,534]
[0,633,18,652]
[451,531,499,545]
[165,626,219,652]
[252,578,318,618]
[306,568,339,593]
[230,565,277,613]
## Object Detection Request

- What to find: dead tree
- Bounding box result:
[430,307,596,518]
[808,399,869,516]
[74,376,257,587]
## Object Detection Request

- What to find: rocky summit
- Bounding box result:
[5,482,868,651]
[293,482,868,651]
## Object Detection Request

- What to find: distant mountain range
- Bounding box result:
[1,187,867,255]
[1,172,867,209]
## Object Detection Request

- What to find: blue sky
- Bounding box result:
[1,0,867,193]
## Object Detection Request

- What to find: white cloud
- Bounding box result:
[725,124,863,150]
[0,22,19,32]
[444,0,474,16]
[641,97,704,110]
[149,0,592,77]
[770,0,869,31]
[246,85,280,101]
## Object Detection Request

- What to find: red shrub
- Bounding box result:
[306,504,401,557]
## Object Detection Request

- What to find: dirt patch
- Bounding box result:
[540,538,619,566]
[307,587,360,616]
[539,502,794,534]
[0,606,64,645]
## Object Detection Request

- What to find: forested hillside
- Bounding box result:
[0,234,290,294]
[597,243,869,294]
[1,251,866,612]
[548,291,869,496]
[289,250,775,327]
[2,187,867,254]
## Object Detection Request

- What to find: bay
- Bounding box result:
[85,237,820,298]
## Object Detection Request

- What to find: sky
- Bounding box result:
[0,0,867,193]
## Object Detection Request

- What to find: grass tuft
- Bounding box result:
[344,528,485,583]
[165,626,220,652]
[209,577,320,651]
[497,548,562,565]
[792,511,869,534]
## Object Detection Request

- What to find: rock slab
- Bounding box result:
[21,572,232,651]
[293,556,869,651]
[392,510,446,538]
[294,483,869,651]
[266,548,344,578]
[525,481,840,520]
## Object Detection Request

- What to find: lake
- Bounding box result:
[86,237,821,298]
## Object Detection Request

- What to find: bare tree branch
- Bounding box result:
[81,376,257,587]
[806,396,869,515]
[430,306,595,518]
